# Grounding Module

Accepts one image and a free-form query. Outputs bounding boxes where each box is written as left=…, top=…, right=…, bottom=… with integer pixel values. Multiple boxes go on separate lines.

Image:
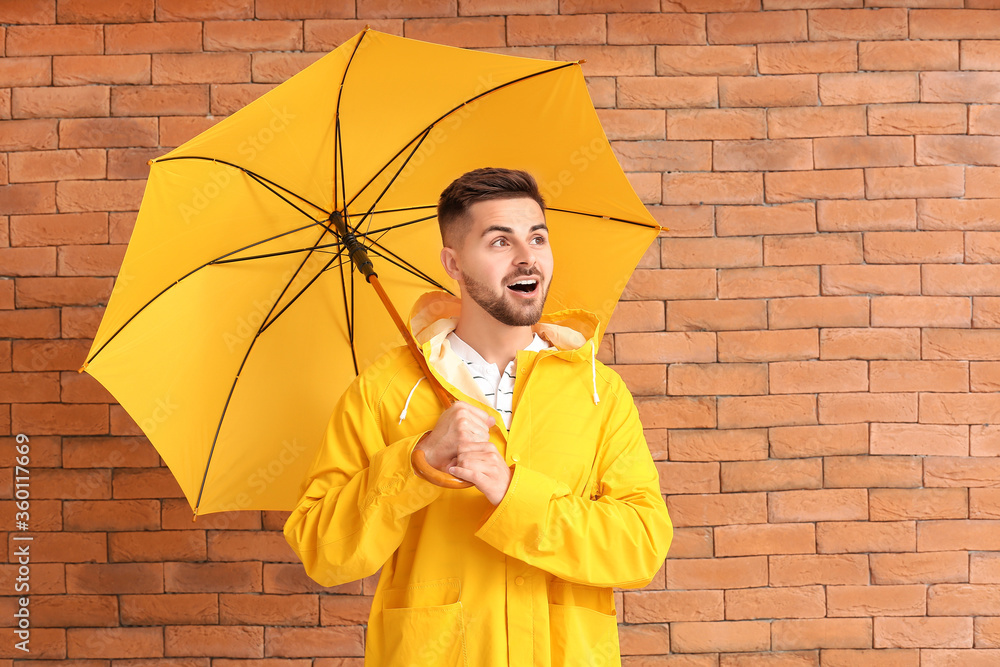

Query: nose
left=512, top=239, right=535, bottom=267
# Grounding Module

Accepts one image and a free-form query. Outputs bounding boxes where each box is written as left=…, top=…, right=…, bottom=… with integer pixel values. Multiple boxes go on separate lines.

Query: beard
left=461, top=267, right=550, bottom=327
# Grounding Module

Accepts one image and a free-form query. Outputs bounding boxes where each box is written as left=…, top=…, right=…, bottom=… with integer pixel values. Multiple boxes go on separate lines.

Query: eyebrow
left=481, top=223, right=549, bottom=237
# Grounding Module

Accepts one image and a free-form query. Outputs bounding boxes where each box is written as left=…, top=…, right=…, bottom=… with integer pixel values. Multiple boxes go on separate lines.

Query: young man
left=284, top=168, right=672, bottom=666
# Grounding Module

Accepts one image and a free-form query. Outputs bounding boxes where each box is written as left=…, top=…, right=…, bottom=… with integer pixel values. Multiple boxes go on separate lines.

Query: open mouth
left=506, top=278, right=539, bottom=296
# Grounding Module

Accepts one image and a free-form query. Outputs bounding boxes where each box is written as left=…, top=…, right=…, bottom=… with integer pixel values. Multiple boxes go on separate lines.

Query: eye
left=490, top=237, right=509, bottom=247
left=530, top=235, right=546, bottom=245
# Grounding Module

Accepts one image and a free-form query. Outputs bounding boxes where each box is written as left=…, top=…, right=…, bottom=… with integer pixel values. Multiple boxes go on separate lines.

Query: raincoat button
left=512, top=455, right=519, bottom=463
left=515, top=576, right=524, bottom=586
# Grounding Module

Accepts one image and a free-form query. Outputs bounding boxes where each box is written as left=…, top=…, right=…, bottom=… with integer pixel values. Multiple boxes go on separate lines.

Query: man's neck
left=453, top=309, right=534, bottom=369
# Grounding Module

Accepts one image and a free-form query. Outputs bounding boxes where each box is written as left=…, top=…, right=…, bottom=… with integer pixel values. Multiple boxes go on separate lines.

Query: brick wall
left=2, top=0, right=1000, bottom=664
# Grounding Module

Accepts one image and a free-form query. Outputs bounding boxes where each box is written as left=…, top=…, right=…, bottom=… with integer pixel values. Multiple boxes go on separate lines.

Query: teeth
left=510, top=279, right=537, bottom=286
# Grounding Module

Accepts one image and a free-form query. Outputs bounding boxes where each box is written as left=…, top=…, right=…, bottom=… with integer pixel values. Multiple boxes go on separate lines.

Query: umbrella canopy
left=80, top=29, right=660, bottom=516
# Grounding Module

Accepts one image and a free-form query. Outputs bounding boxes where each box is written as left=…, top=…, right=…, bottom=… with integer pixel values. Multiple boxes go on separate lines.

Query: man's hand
left=415, top=402, right=512, bottom=505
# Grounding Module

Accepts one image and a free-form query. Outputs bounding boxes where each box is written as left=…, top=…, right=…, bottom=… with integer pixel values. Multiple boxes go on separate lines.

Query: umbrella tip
left=192, top=507, right=199, bottom=522
left=77, top=362, right=88, bottom=373
left=658, top=225, right=670, bottom=233
left=577, top=59, right=586, bottom=65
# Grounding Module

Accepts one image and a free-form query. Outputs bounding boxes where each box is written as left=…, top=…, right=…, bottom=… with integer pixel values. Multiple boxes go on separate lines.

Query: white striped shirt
left=446, top=331, right=553, bottom=429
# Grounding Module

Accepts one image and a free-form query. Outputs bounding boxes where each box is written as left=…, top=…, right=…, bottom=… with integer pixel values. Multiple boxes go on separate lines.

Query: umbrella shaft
left=330, top=211, right=375, bottom=280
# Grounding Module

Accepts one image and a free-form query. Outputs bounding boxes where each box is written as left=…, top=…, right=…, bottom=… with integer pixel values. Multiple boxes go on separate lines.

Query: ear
left=440, top=246, right=462, bottom=282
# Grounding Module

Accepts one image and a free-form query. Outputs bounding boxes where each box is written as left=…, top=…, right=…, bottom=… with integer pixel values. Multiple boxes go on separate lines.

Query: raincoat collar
left=406, top=290, right=604, bottom=409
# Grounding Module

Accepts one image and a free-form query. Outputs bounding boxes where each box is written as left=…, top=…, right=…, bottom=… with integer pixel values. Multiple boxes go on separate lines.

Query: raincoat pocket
left=548, top=581, right=621, bottom=667
left=382, top=578, right=468, bottom=666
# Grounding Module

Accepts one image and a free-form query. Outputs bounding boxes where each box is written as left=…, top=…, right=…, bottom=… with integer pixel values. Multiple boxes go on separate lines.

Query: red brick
left=63, top=499, right=159, bottom=532
left=404, top=17, right=507, bottom=48
left=203, top=20, right=303, bottom=51
left=818, top=521, right=915, bottom=554
left=871, top=488, right=969, bottom=521
left=865, top=231, right=963, bottom=264
left=307, top=20, right=402, bottom=52
left=13, top=339, right=91, bottom=372
left=808, top=8, right=907, bottom=40
left=963, top=41, right=1000, bottom=72
left=828, top=455, right=923, bottom=489
left=664, top=172, right=763, bottom=205
left=816, top=199, right=916, bottom=234
left=320, top=594, right=373, bottom=626
left=971, top=361, right=1000, bottom=392
left=667, top=109, right=765, bottom=141
left=770, top=554, right=869, bottom=587
left=667, top=298, right=766, bottom=331
left=918, top=135, right=1000, bottom=166
left=820, top=392, right=917, bottom=424
left=110, top=531, right=206, bottom=562
left=670, top=428, right=768, bottom=462
left=718, top=394, right=816, bottom=428
left=872, top=552, right=969, bottom=585
left=624, top=590, right=724, bottom=623
left=0, top=247, right=55, bottom=275
left=60, top=117, right=158, bottom=148
left=672, top=620, right=771, bottom=653
left=12, top=402, right=108, bottom=435
left=0, top=182, right=56, bottom=215
left=771, top=488, right=867, bottom=522
left=111, top=84, right=208, bottom=116
left=0, top=309, right=59, bottom=343
left=668, top=492, right=766, bottom=528
left=770, top=296, right=869, bottom=330
left=165, top=625, right=263, bottom=658
left=251, top=51, right=321, bottom=83
left=57, top=179, right=145, bottom=212
left=53, top=55, right=150, bottom=86
left=827, top=584, right=925, bottom=619
left=708, top=10, right=806, bottom=44
left=266, top=626, right=365, bottom=658
left=8, top=212, right=105, bottom=248
left=670, top=363, right=766, bottom=396
left=65, top=563, right=163, bottom=596
left=921, top=520, right=1000, bottom=552
left=911, top=9, right=1000, bottom=38
left=715, top=139, right=812, bottom=172
left=219, top=593, right=318, bottom=625
left=815, top=136, right=914, bottom=170
left=772, top=618, right=872, bottom=650
left=726, top=585, right=825, bottom=620
left=861, top=41, right=958, bottom=71
left=870, top=362, right=969, bottom=394
left=62, top=436, right=158, bottom=468
left=0, top=57, right=53, bottom=87
left=106, top=22, right=203, bottom=54
left=716, top=204, right=813, bottom=238
left=926, top=456, right=1000, bottom=489
left=113, top=468, right=186, bottom=499
left=719, top=266, right=817, bottom=299
left=769, top=423, right=868, bottom=458
left=208, top=531, right=297, bottom=562
left=868, top=166, right=964, bottom=200
left=607, top=300, right=664, bottom=334
left=618, top=76, right=718, bottom=109
left=614, top=140, right=711, bottom=172
left=661, top=237, right=760, bottom=269
left=720, top=74, right=817, bottom=108
left=165, top=562, right=261, bottom=593
left=0, top=1, right=55, bottom=24
left=639, top=395, right=717, bottom=430
left=759, top=41, right=857, bottom=74
left=767, top=105, right=865, bottom=139
left=65, top=627, right=163, bottom=659
left=6, top=25, right=103, bottom=56
left=597, top=109, right=665, bottom=141
left=828, top=265, right=920, bottom=297
left=922, top=72, right=1000, bottom=103
left=924, top=328, right=1000, bottom=360
left=28, top=531, right=107, bottom=563
left=723, top=457, right=823, bottom=492
left=156, top=0, right=253, bottom=20
left=159, top=116, right=219, bottom=146
left=8, top=149, right=106, bottom=183
left=971, top=105, right=1000, bottom=136
left=622, top=268, right=715, bottom=301
left=657, top=461, right=721, bottom=495
left=107, top=147, right=158, bottom=179
left=662, top=0, right=757, bottom=8
left=821, top=73, right=918, bottom=105
left=255, top=0, right=353, bottom=19
left=920, top=199, right=1000, bottom=231
left=766, top=169, right=865, bottom=203
left=57, top=0, right=154, bottom=23
left=770, top=360, right=867, bottom=394
left=875, top=617, right=973, bottom=649
left=120, top=593, right=217, bottom=625
left=151, top=53, right=250, bottom=85
left=657, top=45, right=755, bottom=76
left=718, top=328, right=818, bottom=363
left=869, top=103, right=967, bottom=136
left=35, top=594, right=118, bottom=628
left=765, top=233, right=862, bottom=266
left=507, top=14, right=600, bottom=46
left=665, top=527, right=713, bottom=559
left=967, top=231, right=1000, bottom=263
left=974, top=297, right=1000, bottom=328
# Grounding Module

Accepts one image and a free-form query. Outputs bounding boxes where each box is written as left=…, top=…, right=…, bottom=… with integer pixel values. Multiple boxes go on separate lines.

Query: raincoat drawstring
left=398, top=377, right=424, bottom=424
left=591, top=340, right=600, bottom=405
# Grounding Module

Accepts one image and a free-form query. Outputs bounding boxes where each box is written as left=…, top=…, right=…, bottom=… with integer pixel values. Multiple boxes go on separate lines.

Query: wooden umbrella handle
left=367, top=275, right=473, bottom=489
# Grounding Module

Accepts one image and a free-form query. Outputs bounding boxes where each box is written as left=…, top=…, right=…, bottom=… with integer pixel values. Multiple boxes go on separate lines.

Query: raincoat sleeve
left=283, top=372, right=444, bottom=587
left=474, top=371, right=671, bottom=589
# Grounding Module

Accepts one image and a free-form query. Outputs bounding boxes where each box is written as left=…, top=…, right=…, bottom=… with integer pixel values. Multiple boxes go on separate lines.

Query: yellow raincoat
left=283, top=291, right=672, bottom=666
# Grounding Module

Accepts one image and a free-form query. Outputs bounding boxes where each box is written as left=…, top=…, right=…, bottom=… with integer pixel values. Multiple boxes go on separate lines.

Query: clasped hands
left=414, top=401, right=512, bottom=506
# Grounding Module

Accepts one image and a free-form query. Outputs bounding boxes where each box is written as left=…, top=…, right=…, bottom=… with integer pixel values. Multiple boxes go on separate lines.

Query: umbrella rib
left=344, top=60, right=579, bottom=215
left=545, top=206, right=661, bottom=230
left=333, top=30, right=368, bottom=217
left=194, top=234, right=348, bottom=513
left=364, top=242, right=452, bottom=294
left=154, top=155, right=331, bottom=219
left=338, top=243, right=358, bottom=375
left=363, top=213, right=436, bottom=236
left=82, top=220, right=330, bottom=368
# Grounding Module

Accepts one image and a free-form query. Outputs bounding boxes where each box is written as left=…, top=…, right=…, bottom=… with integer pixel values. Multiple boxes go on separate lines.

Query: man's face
left=441, top=197, right=554, bottom=327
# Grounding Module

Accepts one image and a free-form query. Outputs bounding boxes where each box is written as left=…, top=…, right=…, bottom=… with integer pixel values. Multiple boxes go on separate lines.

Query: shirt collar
left=446, top=331, right=552, bottom=373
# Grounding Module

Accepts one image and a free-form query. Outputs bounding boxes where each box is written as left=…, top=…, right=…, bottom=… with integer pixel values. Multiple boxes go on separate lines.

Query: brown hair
left=437, top=167, right=546, bottom=246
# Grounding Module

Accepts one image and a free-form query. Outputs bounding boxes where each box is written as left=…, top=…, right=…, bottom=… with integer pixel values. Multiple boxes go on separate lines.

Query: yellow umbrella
left=79, top=28, right=660, bottom=516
